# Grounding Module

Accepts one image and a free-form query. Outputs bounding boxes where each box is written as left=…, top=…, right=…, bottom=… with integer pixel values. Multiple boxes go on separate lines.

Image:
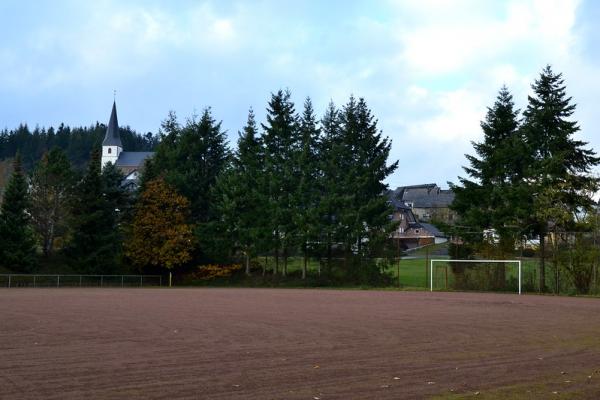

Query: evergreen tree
left=68, top=149, right=119, bottom=274
left=261, top=90, right=299, bottom=275
left=522, top=66, right=600, bottom=290
left=318, top=101, right=344, bottom=274
left=294, top=98, right=321, bottom=279
left=451, top=86, right=527, bottom=249
left=212, top=109, right=265, bottom=274
left=101, top=161, right=131, bottom=260
left=143, top=109, right=229, bottom=225
left=0, top=154, right=36, bottom=272
left=30, top=148, right=74, bottom=257
left=336, top=96, right=398, bottom=277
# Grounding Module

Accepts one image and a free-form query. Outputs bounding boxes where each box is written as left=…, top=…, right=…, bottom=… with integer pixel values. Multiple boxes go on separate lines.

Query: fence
left=0, top=274, right=162, bottom=288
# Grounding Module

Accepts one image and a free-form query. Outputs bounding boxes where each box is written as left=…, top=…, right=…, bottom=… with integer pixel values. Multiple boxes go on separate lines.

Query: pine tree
left=126, top=178, right=195, bottom=283
left=522, top=66, right=600, bottom=291
left=30, top=148, right=74, bottom=257
left=68, top=149, right=119, bottom=274
left=0, top=154, right=36, bottom=272
left=451, top=86, right=527, bottom=249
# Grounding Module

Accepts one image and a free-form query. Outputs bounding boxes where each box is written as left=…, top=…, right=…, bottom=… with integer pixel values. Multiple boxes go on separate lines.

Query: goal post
left=430, top=259, right=522, bottom=294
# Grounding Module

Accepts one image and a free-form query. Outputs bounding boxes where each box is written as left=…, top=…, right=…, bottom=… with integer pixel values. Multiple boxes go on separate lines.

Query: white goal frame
left=430, top=259, right=522, bottom=295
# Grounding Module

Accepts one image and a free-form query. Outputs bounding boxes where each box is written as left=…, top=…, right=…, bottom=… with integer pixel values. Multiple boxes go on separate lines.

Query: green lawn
left=252, top=256, right=561, bottom=293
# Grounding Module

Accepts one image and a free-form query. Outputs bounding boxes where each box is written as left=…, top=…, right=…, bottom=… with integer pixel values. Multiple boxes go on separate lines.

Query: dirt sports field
left=1, top=289, right=599, bottom=400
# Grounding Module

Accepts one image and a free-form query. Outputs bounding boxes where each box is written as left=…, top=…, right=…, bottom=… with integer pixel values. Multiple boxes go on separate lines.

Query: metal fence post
left=159, top=276, right=162, bottom=287
left=121, top=276, right=124, bottom=287
left=57, top=275, right=60, bottom=288
left=33, top=275, right=36, bottom=288
left=8, top=275, right=11, bottom=288
left=79, top=275, right=82, bottom=287
left=100, top=276, right=103, bottom=287
left=140, top=276, right=143, bottom=287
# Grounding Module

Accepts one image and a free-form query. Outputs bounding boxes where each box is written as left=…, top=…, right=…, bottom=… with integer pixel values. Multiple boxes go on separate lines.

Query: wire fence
left=0, top=274, right=162, bottom=288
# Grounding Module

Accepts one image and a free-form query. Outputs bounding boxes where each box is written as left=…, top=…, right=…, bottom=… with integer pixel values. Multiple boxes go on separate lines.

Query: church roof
left=102, top=101, right=122, bottom=147
left=116, top=151, right=154, bottom=167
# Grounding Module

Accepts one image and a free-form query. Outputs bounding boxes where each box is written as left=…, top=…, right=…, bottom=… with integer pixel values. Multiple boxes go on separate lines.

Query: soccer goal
left=430, top=259, right=522, bottom=294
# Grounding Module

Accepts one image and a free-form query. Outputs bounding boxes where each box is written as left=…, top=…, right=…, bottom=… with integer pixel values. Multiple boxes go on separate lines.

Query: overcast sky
left=1, top=0, right=599, bottom=188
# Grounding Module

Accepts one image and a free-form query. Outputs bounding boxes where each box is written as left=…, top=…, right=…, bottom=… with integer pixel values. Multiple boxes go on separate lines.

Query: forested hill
left=0, top=123, right=158, bottom=171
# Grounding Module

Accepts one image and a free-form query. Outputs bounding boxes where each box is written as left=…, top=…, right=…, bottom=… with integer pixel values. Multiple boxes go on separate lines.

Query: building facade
left=391, top=183, right=456, bottom=224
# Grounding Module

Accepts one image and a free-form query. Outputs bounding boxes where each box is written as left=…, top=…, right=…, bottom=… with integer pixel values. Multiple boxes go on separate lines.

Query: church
left=101, top=102, right=154, bottom=185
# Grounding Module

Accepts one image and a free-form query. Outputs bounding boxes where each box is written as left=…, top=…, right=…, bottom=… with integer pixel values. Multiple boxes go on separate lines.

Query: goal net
left=430, top=259, right=522, bottom=294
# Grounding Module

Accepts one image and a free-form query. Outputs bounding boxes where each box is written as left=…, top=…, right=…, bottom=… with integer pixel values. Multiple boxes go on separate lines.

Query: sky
left=1, top=0, right=599, bottom=189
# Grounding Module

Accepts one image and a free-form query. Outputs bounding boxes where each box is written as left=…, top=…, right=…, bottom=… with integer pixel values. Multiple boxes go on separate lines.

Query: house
left=388, top=193, right=447, bottom=249
left=101, top=101, right=154, bottom=186
left=391, top=183, right=456, bottom=224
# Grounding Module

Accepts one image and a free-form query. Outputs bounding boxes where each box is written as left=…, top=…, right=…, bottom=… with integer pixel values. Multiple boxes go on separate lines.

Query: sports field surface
left=1, top=288, right=599, bottom=399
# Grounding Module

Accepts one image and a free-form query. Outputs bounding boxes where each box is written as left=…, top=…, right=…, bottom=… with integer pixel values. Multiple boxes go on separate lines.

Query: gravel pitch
left=1, top=288, right=599, bottom=399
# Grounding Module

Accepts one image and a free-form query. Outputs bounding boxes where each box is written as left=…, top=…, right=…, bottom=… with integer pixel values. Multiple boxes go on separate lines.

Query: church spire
left=102, top=101, right=122, bottom=147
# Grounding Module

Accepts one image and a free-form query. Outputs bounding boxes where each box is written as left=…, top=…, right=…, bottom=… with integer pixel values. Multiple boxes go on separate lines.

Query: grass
left=244, top=256, right=596, bottom=294
left=431, top=368, right=600, bottom=399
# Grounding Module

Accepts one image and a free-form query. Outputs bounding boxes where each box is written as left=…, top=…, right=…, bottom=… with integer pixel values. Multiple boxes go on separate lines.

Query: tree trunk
left=539, top=231, right=546, bottom=292
left=302, top=242, right=307, bottom=280
left=245, top=252, right=251, bottom=276
left=282, top=246, right=288, bottom=277
left=327, top=233, right=332, bottom=276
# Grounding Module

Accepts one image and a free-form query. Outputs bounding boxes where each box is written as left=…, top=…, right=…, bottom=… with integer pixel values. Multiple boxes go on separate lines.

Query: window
left=108, top=148, right=112, bottom=154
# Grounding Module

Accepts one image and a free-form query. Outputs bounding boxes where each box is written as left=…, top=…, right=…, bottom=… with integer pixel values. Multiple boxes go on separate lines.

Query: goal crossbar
left=430, top=259, right=522, bottom=294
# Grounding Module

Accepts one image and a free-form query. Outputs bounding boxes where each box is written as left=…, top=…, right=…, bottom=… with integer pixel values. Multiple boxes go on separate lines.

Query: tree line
left=0, top=90, right=398, bottom=284
left=451, top=66, right=600, bottom=293
left=0, top=123, right=157, bottom=171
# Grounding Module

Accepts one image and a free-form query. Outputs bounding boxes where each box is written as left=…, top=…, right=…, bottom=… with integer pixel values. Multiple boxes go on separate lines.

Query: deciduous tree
left=30, top=148, right=74, bottom=257
left=126, top=178, right=195, bottom=282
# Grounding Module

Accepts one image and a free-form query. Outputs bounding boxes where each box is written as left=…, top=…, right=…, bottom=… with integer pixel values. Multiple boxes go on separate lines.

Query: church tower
left=101, top=101, right=123, bottom=169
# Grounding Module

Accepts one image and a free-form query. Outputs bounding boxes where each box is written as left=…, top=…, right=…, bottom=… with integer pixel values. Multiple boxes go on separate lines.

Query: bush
left=189, top=264, right=243, bottom=281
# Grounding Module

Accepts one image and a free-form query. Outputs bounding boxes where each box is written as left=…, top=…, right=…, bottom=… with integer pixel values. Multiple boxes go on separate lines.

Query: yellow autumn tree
left=126, top=177, right=195, bottom=284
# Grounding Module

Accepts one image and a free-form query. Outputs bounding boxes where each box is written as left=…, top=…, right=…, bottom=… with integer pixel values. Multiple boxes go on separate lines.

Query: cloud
left=0, top=0, right=597, bottom=187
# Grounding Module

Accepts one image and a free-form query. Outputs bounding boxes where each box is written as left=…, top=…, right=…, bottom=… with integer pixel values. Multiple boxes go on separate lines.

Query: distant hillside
left=0, top=123, right=158, bottom=172
left=0, top=158, right=13, bottom=203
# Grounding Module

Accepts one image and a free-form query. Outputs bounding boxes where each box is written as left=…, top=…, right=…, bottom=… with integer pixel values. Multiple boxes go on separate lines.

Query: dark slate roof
left=419, top=222, right=445, bottom=237
left=394, top=184, right=455, bottom=208
left=102, top=101, right=122, bottom=147
left=115, top=151, right=154, bottom=167
left=386, top=190, right=411, bottom=210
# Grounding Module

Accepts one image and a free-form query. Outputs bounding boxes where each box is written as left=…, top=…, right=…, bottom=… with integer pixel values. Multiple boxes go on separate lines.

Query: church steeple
left=101, top=101, right=123, bottom=169
left=102, top=101, right=122, bottom=147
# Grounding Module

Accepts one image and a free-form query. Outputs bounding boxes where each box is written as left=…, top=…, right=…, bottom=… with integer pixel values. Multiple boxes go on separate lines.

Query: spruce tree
left=336, top=96, right=398, bottom=277
left=212, top=109, right=265, bottom=274
left=0, top=154, right=36, bottom=272
left=294, top=98, right=321, bottom=278
left=318, top=102, right=344, bottom=274
left=261, top=90, right=299, bottom=275
left=69, top=149, right=119, bottom=274
left=143, top=108, right=229, bottom=225
left=451, top=86, right=527, bottom=249
left=522, top=66, right=600, bottom=290
left=30, top=148, right=74, bottom=257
